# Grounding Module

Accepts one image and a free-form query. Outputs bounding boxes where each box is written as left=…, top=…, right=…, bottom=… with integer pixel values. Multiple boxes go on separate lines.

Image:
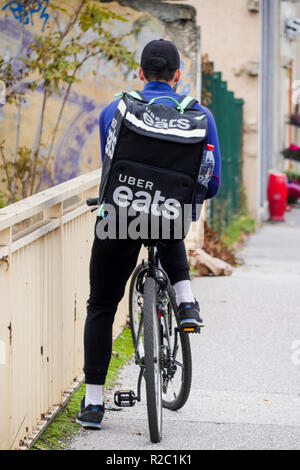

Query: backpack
left=97, top=91, right=207, bottom=241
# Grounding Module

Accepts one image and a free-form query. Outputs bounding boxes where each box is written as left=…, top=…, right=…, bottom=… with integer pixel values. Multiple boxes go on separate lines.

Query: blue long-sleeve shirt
left=99, top=81, right=221, bottom=200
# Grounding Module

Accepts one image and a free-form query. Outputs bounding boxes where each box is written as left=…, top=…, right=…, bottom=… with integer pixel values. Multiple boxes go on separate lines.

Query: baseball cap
left=140, top=39, right=180, bottom=71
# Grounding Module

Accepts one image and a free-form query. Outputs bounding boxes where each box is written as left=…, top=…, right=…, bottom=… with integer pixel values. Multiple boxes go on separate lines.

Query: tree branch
left=61, top=0, right=86, bottom=40
left=0, top=145, right=12, bottom=200
left=29, top=89, right=48, bottom=195
left=35, top=79, right=73, bottom=193
left=11, top=7, right=26, bottom=202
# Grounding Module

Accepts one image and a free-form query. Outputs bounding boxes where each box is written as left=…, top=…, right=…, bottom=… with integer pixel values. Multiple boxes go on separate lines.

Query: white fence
left=0, top=170, right=131, bottom=450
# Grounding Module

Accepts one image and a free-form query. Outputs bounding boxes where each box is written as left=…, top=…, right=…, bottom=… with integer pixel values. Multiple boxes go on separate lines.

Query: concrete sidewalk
left=70, top=207, right=300, bottom=450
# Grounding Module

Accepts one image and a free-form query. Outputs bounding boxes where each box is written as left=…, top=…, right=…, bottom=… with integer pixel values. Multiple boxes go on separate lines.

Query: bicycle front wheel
left=143, top=277, right=162, bottom=443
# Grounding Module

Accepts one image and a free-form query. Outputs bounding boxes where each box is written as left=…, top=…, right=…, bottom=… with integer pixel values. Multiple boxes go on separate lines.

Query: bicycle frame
left=132, top=245, right=162, bottom=403
left=133, top=244, right=180, bottom=402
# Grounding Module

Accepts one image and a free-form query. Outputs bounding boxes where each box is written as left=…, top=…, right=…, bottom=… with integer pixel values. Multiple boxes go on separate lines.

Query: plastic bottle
left=192, top=144, right=215, bottom=222
left=198, top=144, right=215, bottom=188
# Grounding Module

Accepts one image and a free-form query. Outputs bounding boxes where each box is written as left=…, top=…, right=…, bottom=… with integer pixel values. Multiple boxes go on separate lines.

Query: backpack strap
left=114, top=90, right=148, bottom=102
left=131, top=90, right=147, bottom=101
left=178, top=95, right=198, bottom=111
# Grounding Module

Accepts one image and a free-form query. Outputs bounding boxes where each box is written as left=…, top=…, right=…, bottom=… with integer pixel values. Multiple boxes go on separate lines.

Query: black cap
left=140, top=39, right=180, bottom=71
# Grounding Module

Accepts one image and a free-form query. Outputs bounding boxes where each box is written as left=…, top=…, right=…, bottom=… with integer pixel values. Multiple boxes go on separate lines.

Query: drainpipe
left=196, top=26, right=202, bottom=103
left=258, top=0, right=277, bottom=221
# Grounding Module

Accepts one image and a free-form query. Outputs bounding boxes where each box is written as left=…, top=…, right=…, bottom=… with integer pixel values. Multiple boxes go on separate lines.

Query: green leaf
left=54, top=81, right=61, bottom=96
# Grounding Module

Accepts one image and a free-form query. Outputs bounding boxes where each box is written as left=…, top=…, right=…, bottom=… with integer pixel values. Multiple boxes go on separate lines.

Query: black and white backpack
left=97, top=91, right=207, bottom=241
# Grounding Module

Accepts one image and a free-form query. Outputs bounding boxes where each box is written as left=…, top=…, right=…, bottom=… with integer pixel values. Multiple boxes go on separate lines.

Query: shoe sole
left=76, top=418, right=102, bottom=430
left=180, top=319, right=203, bottom=328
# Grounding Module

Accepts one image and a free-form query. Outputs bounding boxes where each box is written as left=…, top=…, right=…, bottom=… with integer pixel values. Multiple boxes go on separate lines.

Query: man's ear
left=139, top=68, right=145, bottom=81
left=174, top=69, right=181, bottom=83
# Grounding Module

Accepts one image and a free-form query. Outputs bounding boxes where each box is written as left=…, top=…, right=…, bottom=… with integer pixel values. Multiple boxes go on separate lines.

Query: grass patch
left=0, top=194, right=5, bottom=209
left=31, top=328, right=134, bottom=450
left=221, top=213, right=256, bottom=248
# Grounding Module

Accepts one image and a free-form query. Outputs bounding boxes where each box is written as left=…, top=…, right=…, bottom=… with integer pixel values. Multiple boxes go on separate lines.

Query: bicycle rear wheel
left=143, top=277, right=162, bottom=443
left=161, top=286, right=192, bottom=411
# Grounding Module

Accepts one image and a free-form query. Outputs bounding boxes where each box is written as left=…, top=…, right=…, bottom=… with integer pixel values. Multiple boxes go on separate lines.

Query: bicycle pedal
left=181, top=326, right=203, bottom=334
left=114, top=390, right=137, bottom=408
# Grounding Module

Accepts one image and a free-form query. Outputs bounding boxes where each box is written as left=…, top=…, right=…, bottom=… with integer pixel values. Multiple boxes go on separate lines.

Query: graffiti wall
left=0, top=0, right=197, bottom=190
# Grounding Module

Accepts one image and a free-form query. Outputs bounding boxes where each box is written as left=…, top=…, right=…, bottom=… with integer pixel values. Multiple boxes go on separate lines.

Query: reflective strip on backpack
left=194, top=115, right=206, bottom=121
left=179, top=96, right=195, bottom=110
left=117, top=99, right=126, bottom=116
left=128, top=91, right=144, bottom=101
left=97, top=204, right=105, bottom=218
left=125, top=111, right=206, bottom=138
left=114, top=91, right=145, bottom=101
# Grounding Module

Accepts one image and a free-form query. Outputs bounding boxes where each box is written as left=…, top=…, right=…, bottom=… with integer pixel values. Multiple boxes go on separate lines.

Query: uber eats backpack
left=97, top=91, right=207, bottom=241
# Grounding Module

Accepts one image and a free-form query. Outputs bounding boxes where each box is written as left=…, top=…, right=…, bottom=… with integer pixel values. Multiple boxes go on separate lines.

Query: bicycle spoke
left=161, top=290, right=192, bottom=411
left=174, top=360, right=183, bottom=368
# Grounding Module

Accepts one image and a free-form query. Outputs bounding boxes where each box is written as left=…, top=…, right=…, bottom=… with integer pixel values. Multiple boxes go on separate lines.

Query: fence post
left=235, top=98, right=245, bottom=210
left=0, top=227, right=12, bottom=449
left=227, top=90, right=235, bottom=221
left=43, top=203, right=65, bottom=403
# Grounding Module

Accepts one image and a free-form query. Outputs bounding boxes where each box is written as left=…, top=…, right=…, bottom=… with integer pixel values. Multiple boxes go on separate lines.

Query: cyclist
left=77, top=39, right=221, bottom=429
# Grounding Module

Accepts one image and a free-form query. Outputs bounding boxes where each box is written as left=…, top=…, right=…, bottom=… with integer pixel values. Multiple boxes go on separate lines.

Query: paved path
left=70, top=207, right=300, bottom=450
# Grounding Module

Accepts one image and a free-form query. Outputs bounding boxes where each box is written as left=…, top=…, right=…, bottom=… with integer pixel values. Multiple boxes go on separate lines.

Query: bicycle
left=86, top=198, right=202, bottom=443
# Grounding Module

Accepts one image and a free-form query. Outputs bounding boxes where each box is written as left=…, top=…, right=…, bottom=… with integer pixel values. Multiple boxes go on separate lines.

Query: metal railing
left=0, top=169, right=132, bottom=450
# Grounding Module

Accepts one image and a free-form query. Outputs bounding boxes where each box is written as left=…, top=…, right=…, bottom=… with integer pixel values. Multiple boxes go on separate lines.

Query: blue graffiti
left=180, top=84, right=192, bottom=95
left=2, top=0, right=49, bottom=32
left=178, top=60, right=192, bottom=96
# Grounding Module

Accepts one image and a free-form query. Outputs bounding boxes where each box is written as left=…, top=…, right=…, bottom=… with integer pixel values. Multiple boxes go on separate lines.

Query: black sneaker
left=177, top=300, right=203, bottom=329
left=76, top=397, right=105, bottom=430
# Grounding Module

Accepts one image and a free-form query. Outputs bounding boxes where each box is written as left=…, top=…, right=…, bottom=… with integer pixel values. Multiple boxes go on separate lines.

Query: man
left=77, top=39, right=221, bottom=429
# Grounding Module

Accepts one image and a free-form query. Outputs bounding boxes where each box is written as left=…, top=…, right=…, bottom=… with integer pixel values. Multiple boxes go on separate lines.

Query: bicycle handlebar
left=86, top=198, right=99, bottom=207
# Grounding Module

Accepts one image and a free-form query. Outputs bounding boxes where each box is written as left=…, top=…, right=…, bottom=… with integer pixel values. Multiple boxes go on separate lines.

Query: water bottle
left=198, top=144, right=215, bottom=188
left=192, top=144, right=215, bottom=221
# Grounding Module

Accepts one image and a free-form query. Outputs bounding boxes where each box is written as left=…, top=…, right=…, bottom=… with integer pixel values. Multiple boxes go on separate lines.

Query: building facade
left=186, top=0, right=300, bottom=219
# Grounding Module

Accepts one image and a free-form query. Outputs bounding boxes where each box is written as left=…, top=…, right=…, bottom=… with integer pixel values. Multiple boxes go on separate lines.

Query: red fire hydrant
left=267, top=172, right=288, bottom=222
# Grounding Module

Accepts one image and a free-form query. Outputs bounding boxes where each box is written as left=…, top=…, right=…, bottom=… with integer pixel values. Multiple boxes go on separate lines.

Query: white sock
left=173, top=280, right=195, bottom=306
left=85, top=384, right=103, bottom=407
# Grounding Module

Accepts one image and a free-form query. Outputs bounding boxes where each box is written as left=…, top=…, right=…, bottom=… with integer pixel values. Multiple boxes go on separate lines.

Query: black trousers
left=83, top=231, right=190, bottom=385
